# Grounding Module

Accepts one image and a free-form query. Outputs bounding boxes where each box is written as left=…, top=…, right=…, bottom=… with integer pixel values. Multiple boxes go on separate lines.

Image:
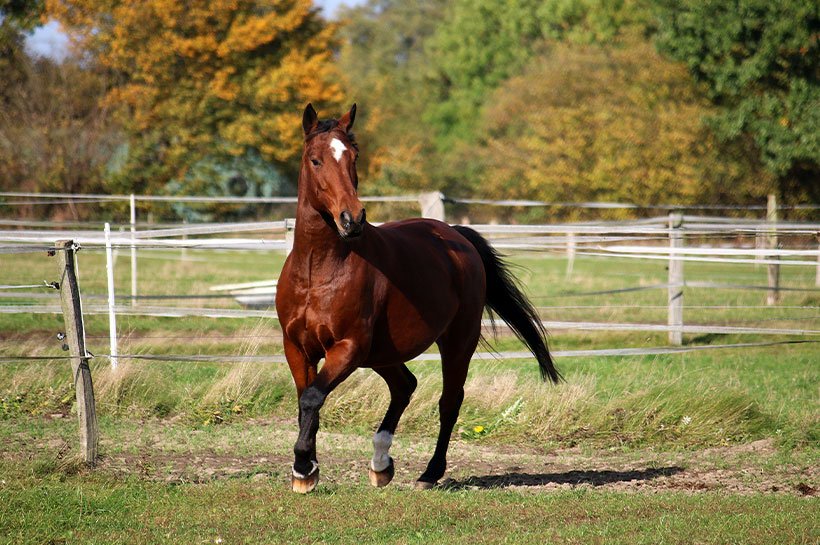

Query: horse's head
left=300, top=103, right=365, bottom=239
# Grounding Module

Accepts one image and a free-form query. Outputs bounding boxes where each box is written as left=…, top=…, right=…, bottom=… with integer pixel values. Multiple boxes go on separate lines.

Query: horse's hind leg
left=416, top=324, right=480, bottom=489
left=369, top=364, right=417, bottom=487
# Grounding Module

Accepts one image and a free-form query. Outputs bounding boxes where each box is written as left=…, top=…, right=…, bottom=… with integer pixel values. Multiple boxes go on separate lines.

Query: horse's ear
left=339, top=103, right=356, bottom=132
left=302, top=103, right=318, bottom=136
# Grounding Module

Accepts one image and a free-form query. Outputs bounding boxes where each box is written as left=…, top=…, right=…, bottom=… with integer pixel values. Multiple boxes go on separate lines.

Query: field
left=0, top=246, right=818, bottom=543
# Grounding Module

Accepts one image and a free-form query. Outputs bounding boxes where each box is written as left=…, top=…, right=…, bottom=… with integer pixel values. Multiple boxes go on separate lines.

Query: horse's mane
left=306, top=119, right=358, bottom=150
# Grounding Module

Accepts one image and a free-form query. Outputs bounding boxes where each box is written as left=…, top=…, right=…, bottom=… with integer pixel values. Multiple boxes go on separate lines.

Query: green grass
left=1, top=466, right=817, bottom=545
left=1, top=246, right=818, bottom=543
left=1, top=249, right=817, bottom=450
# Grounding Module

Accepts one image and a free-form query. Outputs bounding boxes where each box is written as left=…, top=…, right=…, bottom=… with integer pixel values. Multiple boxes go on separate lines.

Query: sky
left=24, top=0, right=367, bottom=61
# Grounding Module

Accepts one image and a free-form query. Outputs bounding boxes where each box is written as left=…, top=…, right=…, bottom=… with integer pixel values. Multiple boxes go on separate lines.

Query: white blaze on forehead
left=329, top=138, right=347, bottom=162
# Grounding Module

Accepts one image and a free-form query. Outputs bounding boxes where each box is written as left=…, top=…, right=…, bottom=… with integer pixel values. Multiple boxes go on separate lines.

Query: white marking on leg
left=292, top=460, right=319, bottom=479
left=329, top=138, right=347, bottom=162
left=371, top=430, right=393, bottom=472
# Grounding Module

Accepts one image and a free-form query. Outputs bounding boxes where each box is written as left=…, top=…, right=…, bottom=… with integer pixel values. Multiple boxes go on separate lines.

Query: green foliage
left=337, top=0, right=446, bottom=193
left=425, top=0, right=649, bottom=148
left=656, top=0, right=820, bottom=201
left=425, top=0, right=545, bottom=147
left=537, top=0, right=652, bottom=44
left=0, top=0, right=44, bottom=30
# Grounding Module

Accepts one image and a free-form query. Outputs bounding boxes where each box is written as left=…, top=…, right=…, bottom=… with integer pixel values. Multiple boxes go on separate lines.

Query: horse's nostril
left=340, top=210, right=353, bottom=228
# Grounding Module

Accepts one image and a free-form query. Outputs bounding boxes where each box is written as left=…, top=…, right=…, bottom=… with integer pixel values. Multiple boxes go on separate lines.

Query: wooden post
left=54, top=240, right=98, bottom=465
left=565, top=231, right=576, bottom=279
left=766, top=194, right=780, bottom=305
left=668, top=213, right=684, bottom=346
left=418, top=191, right=445, bottom=222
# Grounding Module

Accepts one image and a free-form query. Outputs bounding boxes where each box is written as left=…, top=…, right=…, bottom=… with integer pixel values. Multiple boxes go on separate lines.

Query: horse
left=275, top=103, right=561, bottom=493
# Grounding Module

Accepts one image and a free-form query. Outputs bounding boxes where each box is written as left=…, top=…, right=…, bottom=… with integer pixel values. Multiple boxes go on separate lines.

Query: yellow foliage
left=47, top=0, right=344, bottom=189
left=472, top=41, right=773, bottom=215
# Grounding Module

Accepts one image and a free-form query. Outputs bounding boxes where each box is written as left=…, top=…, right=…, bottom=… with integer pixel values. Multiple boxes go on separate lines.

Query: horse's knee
left=299, top=386, right=325, bottom=414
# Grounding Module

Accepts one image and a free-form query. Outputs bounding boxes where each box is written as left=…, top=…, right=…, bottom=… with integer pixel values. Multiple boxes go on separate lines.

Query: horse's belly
left=361, top=288, right=454, bottom=366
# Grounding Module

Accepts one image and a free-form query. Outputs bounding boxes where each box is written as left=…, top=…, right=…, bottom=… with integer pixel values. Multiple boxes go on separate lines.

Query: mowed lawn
left=2, top=473, right=817, bottom=544
left=0, top=244, right=818, bottom=543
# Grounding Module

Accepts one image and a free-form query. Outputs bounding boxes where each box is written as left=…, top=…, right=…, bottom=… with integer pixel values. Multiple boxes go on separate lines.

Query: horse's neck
left=290, top=203, right=351, bottom=268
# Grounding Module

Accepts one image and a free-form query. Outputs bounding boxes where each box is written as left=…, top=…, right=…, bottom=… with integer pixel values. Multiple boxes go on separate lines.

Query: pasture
left=1, top=245, right=818, bottom=543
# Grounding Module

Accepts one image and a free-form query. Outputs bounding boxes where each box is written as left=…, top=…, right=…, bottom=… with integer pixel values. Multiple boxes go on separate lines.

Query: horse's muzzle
left=339, top=208, right=366, bottom=239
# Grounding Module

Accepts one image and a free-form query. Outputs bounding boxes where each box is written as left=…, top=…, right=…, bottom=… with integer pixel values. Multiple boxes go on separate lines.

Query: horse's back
left=372, top=218, right=485, bottom=293
left=353, top=219, right=486, bottom=365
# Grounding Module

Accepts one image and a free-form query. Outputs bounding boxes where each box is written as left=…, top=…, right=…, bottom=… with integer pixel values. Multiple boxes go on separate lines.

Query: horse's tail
left=453, top=225, right=562, bottom=384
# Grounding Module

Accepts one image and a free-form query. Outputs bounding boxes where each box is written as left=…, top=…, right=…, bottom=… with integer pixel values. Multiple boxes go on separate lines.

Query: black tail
left=454, top=225, right=561, bottom=384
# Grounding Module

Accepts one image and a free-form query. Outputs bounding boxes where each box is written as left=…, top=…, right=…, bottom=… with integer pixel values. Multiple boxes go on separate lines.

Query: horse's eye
left=311, top=158, right=322, bottom=167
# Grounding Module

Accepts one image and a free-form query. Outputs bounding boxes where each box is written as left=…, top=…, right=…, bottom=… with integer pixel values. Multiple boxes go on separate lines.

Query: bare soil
left=8, top=417, right=816, bottom=496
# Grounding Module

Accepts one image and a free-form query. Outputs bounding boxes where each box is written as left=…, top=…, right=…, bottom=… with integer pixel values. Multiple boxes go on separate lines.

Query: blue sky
left=25, top=0, right=367, bottom=61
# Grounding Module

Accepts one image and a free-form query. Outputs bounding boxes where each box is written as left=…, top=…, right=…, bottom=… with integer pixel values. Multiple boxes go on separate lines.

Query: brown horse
left=275, top=104, right=560, bottom=493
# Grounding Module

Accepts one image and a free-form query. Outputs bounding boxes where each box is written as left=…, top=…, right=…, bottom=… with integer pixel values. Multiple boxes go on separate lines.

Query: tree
left=425, top=0, right=650, bottom=149
left=453, top=41, right=773, bottom=220
left=336, top=0, right=446, bottom=193
left=0, top=54, right=120, bottom=218
left=48, top=0, right=344, bottom=193
left=655, top=0, right=819, bottom=204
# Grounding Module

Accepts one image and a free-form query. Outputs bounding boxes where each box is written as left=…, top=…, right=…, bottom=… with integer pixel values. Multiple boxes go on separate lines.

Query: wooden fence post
left=54, top=240, right=98, bottom=465
left=767, top=194, right=780, bottom=305
left=668, top=213, right=684, bottom=346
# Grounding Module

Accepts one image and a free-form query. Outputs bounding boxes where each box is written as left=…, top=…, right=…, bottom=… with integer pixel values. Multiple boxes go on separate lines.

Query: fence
left=1, top=193, right=819, bottom=463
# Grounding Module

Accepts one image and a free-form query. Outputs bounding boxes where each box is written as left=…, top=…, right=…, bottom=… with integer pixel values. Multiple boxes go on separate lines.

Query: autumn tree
left=456, top=42, right=773, bottom=219
left=0, top=54, right=119, bottom=218
left=48, top=0, right=344, bottom=194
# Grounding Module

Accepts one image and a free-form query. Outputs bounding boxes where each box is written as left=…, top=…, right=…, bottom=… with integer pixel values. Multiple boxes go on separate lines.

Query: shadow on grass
left=440, top=466, right=684, bottom=490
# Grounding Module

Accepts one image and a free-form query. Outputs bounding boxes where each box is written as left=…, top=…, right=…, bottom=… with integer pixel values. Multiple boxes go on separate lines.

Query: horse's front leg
left=291, top=339, right=359, bottom=493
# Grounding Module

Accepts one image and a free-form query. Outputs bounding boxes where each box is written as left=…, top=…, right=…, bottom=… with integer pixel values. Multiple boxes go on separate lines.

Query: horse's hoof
left=291, top=463, right=319, bottom=494
left=415, top=479, right=436, bottom=490
left=368, top=457, right=395, bottom=488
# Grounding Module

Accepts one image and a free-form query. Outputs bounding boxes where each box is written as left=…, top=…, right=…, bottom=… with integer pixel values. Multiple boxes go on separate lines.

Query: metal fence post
left=130, top=194, right=137, bottom=307
left=104, top=223, right=119, bottom=370
left=54, top=240, right=98, bottom=465
left=668, top=213, right=684, bottom=345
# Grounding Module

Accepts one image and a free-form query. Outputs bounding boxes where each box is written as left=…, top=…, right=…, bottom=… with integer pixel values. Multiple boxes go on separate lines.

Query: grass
left=0, top=249, right=817, bottom=450
left=0, top=245, right=817, bottom=543
left=2, top=473, right=817, bottom=544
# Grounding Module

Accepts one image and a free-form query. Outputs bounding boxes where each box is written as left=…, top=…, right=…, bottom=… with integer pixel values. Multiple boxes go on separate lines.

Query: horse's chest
left=288, top=281, right=370, bottom=352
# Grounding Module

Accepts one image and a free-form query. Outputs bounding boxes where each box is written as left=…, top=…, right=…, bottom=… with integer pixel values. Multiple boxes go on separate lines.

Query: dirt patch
left=6, top=418, right=818, bottom=496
